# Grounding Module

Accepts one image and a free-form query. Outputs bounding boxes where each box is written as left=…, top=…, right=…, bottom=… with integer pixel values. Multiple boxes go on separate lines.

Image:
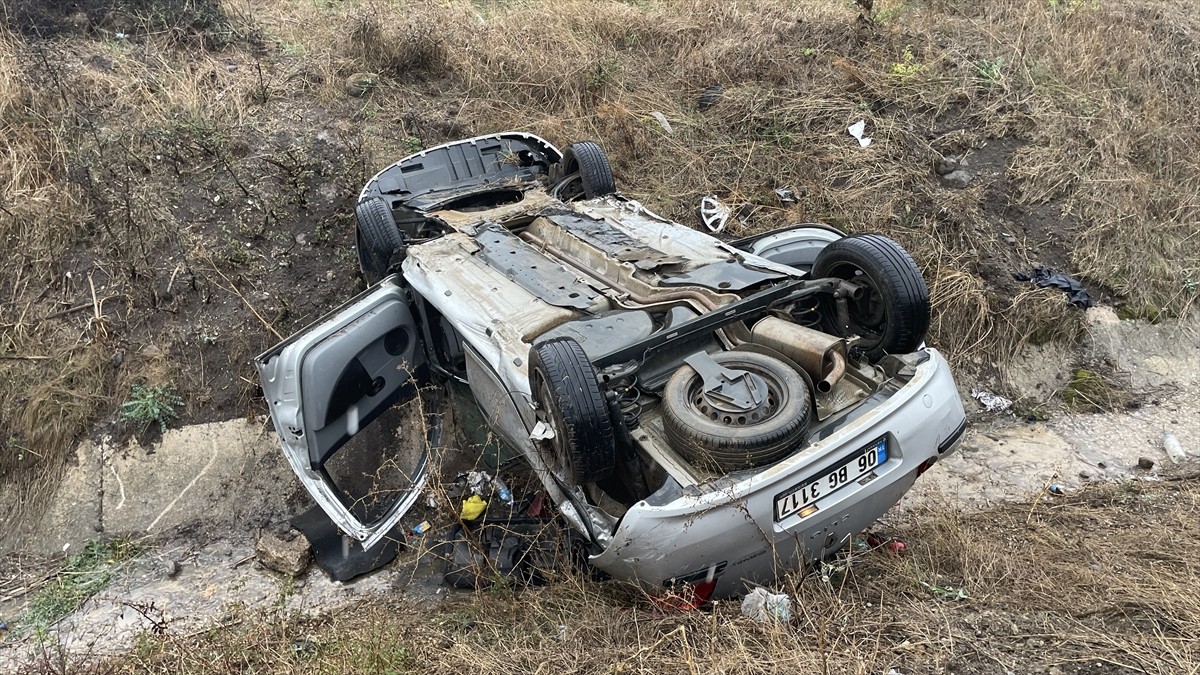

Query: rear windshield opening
left=441, top=189, right=525, bottom=212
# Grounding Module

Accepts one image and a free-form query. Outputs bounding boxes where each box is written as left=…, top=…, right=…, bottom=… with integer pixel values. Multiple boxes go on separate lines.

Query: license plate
left=774, top=437, right=888, bottom=521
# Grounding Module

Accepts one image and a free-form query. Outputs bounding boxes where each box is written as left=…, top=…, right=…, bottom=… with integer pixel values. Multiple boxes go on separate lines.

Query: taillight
left=651, top=578, right=718, bottom=611
left=654, top=563, right=725, bottom=610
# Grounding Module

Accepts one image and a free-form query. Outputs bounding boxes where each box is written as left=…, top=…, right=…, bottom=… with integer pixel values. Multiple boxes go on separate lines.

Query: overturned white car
left=256, top=133, right=966, bottom=599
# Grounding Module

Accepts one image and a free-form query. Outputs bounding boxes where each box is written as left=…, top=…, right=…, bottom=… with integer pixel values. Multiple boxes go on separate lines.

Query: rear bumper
left=588, top=348, right=966, bottom=598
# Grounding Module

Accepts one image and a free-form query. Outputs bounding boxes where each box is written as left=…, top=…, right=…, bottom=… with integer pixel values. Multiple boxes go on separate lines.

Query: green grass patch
left=21, top=539, right=141, bottom=632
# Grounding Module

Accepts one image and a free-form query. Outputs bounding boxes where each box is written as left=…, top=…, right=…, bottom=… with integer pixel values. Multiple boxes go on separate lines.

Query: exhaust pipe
left=750, top=317, right=848, bottom=394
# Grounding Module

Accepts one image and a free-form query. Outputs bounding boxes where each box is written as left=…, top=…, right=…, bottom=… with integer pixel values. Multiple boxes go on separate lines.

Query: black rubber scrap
left=698, top=84, right=724, bottom=110
left=1013, top=266, right=1093, bottom=309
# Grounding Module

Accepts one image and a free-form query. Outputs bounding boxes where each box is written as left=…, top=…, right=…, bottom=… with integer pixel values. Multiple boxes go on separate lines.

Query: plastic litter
left=1049, top=483, right=1066, bottom=496
left=847, top=120, right=872, bottom=148
left=412, top=520, right=432, bottom=535
left=530, top=420, right=555, bottom=441
left=774, top=186, right=798, bottom=203
left=971, top=388, right=1013, bottom=413
left=463, top=471, right=491, bottom=496
left=649, top=111, right=674, bottom=135
left=1164, top=431, right=1187, bottom=464
left=741, top=588, right=793, bottom=623
left=1012, top=266, right=1093, bottom=309
left=492, top=476, right=514, bottom=506
left=460, top=495, right=488, bottom=521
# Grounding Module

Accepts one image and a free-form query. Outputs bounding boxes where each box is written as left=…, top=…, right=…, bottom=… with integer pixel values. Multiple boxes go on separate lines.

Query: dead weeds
left=45, top=473, right=1191, bottom=675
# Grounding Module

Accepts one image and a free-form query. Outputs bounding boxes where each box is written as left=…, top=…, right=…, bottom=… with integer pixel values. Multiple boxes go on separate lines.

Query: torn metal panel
left=474, top=223, right=600, bottom=310
left=659, top=260, right=786, bottom=292
left=545, top=210, right=687, bottom=270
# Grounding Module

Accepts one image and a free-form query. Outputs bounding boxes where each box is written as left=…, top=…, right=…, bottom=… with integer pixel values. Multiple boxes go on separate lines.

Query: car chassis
left=256, top=132, right=967, bottom=599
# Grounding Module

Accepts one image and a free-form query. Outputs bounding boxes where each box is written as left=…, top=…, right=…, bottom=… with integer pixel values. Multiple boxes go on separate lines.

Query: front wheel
left=811, top=234, right=930, bottom=362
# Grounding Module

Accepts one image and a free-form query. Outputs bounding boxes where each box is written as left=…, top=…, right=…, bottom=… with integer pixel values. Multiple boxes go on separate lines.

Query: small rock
left=1097, top=461, right=1108, bottom=469
left=940, top=169, right=974, bottom=189
left=294, top=233, right=308, bottom=246
left=165, top=560, right=182, bottom=578
left=1002, top=234, right=1017, bottom=244
left=935, top=155, right=960, bottom=175
left=256, top=528, right=312, bottom=577
left=1138, top=456, right=1155, bottom=470
left=345, top=72, right=378, bottom=98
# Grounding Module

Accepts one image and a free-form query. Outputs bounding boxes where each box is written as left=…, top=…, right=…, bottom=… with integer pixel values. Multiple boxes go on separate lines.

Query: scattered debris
left=462, top=471, right=493, bottom=497
left=971, top=388, right=1013, bottom=413
left=411, top=521, right=432, bottom=536
left=1049, top=483, right=1066, bottom=496
left=648, top=111, right=673, bottom=135
left=460, top=495, right=488, bottom=522
left=529, top=420, right=555, bottom=441
left=864, top=532, right=908, bottom=554
left=697, top=84, right=724, bottom=109
left=344, top=72, right=378, bottom=97
left=1164, top=431, right=1187, bottom=464
left=1013, top=267, right=1094, bottom=309
left=255, top=527, right=312, bottom=577
left=773, top=186, right=798, bottom=203
left=741, top=588, right=793, bottom=622
left=164, top=560, right=181, bottom=579
left=493, top=476, right=514, bottom=506
left=847, top=119, right=872, bottom=148
left=920, top=580, right=970, bottom=601
left=1138, top=456, right=1156, bottom=470
left=698, top=195, right=732, bottom=233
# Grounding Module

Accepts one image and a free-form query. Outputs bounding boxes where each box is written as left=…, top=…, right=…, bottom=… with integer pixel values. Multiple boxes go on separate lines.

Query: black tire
left=355, top=197, right=404, bottom=284
left=662, top=351, right=812, bottom=472
left=552, top=141, right=617, bottom=200
left=529, top=337, right=616, bottom=484
left=811, top=234, right=930, bottom=362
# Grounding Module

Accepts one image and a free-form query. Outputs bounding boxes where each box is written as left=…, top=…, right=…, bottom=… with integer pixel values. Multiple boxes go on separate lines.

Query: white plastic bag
left=740, top=587, right=793, bottom=623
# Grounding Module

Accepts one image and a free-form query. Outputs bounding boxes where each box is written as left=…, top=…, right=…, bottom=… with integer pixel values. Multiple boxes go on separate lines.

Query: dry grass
left=18, top=472, right=1179, bottom=674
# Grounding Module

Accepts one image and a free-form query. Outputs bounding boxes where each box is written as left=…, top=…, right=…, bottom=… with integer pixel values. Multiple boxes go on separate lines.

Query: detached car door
left=255, top=276, right=427, bottom=550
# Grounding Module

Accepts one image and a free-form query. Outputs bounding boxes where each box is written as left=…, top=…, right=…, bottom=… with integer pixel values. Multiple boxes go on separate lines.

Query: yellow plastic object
left=460, top=495, right=488, bottom=521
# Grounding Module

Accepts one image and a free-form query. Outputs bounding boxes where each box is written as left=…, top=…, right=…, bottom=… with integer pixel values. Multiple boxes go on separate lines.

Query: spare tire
left=551, top=141, right=617, bottom=200
left=662, top=351, right=812, bottom=473
left=811, top=234, right=930, bottom=362
left=355, top=197, right=404, bottom=284
left=529, top=337, right=616, bottom=484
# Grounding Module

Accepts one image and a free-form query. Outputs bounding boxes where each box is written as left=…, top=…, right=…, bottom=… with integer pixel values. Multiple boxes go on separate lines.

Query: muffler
left=750, top=317, right=847, bottom=394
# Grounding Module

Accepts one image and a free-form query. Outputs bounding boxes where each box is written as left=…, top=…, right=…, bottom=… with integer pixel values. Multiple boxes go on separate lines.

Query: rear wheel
left=355, top=197, right=404, bottom=284
left=811, top=234, right=930, bottom=362
left=662, top=351, right=812, bottom=472
left=529, top=337, right=616, bottom=484
left=551, top=141, right=617, bottom=201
